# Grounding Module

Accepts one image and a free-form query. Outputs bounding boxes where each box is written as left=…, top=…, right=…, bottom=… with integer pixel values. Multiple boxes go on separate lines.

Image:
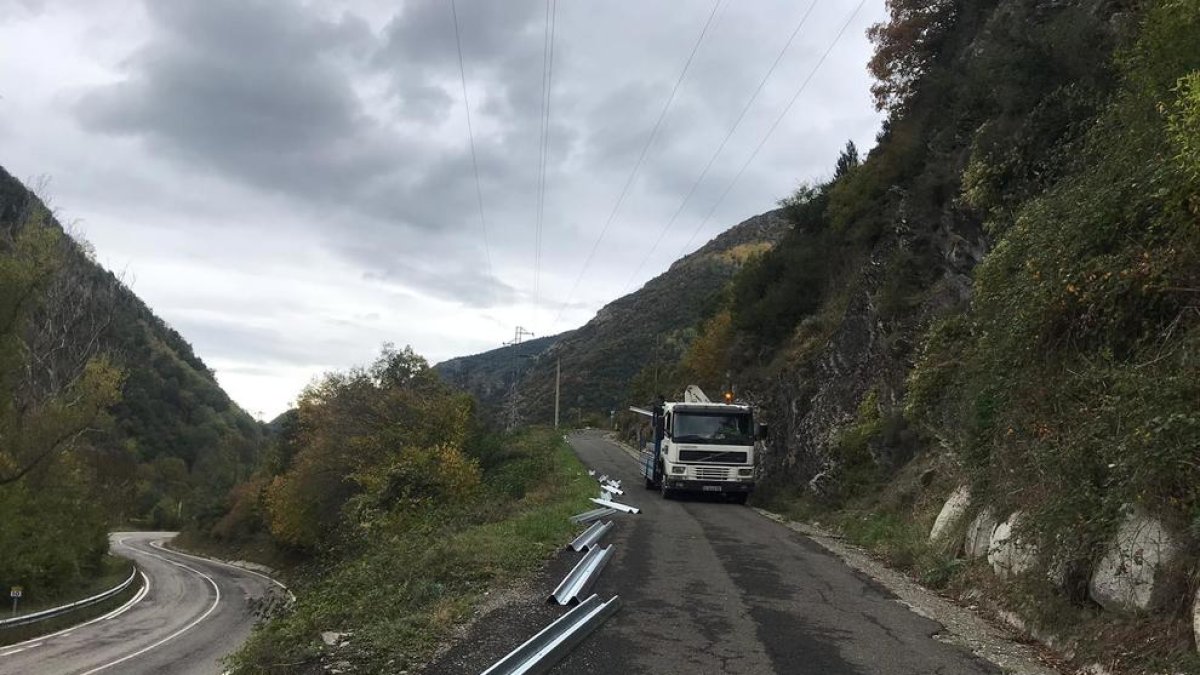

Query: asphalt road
left=0, top=531, right=281, bottom=675
left=433, top=430, right=1013, bottom=674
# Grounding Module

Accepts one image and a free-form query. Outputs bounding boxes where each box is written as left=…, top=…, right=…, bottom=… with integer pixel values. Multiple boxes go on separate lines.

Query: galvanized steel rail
left=0, top=566, right=138, bottom=629
left=481, top=594, right=621, bottom=675
left=549, top=546, right=614, bottom=606
left=590, top=497, right=640, bottom=514
left=570, top=507, right=617, bottom=524
left=599, top=484, right=623, bottom=497
left=568, top=521, right=613, bottom=552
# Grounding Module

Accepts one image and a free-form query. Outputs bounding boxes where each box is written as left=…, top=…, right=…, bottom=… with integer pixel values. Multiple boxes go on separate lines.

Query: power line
left=676, top=0, right=869, bottom=260
left=552, top=0, right=725, bottom=329
left=449, top=0, right=495, bottom=286
left=620, top=0, right=819, bottom=295
left=534, top=0, right=558, bottom=330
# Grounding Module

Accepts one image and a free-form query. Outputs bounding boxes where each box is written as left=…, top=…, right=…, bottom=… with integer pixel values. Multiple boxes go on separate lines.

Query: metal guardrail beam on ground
left=569, top=507, right=617, bottom=524
left=567, top=521, right=613, bottom=553
left=590, top=497, right=640, bottom=514
left=549, top=546, right=613, bottom=606
left=481, top=594, right=621, bottom=675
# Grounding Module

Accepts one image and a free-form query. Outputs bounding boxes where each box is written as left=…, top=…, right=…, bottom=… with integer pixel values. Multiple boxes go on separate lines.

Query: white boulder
left=964, top=507, right=999, bottom=559
left=1089, top=508, right=1180, bottom=613
left=988, top=512, right=1037, bottom=577
left=929, top=485, right=972, bottom=544
left=321, top=631, right=350, bottom=647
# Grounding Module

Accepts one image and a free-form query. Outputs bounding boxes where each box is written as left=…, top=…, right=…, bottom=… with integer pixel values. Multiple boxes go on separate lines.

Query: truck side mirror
left=756, top=423, right=769, bottom=441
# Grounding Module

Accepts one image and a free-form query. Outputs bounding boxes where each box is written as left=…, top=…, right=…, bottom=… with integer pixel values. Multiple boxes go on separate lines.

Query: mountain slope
left=634, top=0, right=1200, bottom=669
left=435, top=333, right=569, bottom=420
left=435, top=209, right=790, bottom=422
left=0, top=165, right=263, bottom=526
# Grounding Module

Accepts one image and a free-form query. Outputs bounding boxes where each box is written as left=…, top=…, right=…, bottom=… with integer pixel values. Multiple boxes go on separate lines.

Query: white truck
left=635, top=386, right=766, bottom=503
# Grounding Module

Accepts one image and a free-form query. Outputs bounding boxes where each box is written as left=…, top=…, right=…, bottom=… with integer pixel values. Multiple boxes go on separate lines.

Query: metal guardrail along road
left=0, top=567, right=138, bottom=629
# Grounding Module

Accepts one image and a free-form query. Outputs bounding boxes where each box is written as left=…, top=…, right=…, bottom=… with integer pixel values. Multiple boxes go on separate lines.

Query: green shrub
left=227, top=429, right=593, bottom=673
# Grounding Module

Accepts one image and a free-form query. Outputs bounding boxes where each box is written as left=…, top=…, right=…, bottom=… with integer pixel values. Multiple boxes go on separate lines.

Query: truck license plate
left=702, top=485, right=722, bottom=492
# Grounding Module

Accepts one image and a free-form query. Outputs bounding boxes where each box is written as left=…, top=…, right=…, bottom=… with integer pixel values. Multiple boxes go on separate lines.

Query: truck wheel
left=729, top=493, right=748, bottom=505
left=644, top=475, right=656, bottom=490
left=660, top=478, right=674, bottom=500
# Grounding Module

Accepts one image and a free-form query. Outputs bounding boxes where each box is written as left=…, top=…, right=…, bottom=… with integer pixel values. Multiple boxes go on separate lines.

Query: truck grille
left=693, top=466, right=730, bottom=480
left=679, top=450, right=748, bottom=464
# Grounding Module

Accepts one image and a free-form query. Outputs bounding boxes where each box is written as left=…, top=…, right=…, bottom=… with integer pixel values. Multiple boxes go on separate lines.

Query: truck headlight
left=671, top=466, right=686, bottom=474
left=738, top=468, right=753, bottom=476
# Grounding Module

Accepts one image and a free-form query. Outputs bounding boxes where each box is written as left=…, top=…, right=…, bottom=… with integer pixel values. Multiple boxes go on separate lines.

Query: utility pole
left=503, top=326, right=534, bottom=430
left=554, top=357, right=561, bottom=429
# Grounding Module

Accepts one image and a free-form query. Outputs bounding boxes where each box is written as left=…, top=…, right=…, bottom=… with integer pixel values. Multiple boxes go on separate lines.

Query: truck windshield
left=672, top=413, right=753, bottom=445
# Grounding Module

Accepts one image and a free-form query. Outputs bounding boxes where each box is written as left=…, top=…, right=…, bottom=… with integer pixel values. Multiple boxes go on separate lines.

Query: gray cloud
left=0, top=0, right=43, bottom=21
left=76, top=1, right=388, bottom=203
left=171, top=315, right=347, bottom=368
left=11, top=0, right=887, bottom=415
left=74, top=0, right=530, bottom=305
left=359, top=245, right=520, bottom=308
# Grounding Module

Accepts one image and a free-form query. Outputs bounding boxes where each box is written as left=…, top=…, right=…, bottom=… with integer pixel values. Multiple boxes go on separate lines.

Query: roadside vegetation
left=183, top=346, right=593, bottom=673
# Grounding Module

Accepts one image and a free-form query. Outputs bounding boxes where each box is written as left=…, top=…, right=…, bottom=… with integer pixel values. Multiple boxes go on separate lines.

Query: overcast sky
left=1, top=0, right=885, bottom=418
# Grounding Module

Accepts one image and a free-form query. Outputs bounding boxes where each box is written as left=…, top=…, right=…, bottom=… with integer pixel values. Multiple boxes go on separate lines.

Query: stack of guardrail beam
left=480, top=467, right=635, bottom=674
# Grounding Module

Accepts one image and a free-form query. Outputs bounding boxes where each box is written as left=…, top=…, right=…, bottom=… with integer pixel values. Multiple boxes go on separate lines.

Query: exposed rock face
left=988, top=513, right=1037, bottom=578
left=1193, top=586, right=1199, bottom=654
left=1089, top=508, right=1180, bottom=613
left=751, top=203, right=990, bottom=492
left=930, top=486, right=972, bottom=544
left=964, top=507, right=999, bottom=559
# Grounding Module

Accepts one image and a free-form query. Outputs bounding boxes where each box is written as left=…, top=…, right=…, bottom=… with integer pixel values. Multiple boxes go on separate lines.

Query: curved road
left=0, top=532, right=281, bottom=675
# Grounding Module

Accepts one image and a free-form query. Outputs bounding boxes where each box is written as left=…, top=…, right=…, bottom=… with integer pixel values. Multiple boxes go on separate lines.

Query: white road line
left=0, top=642, right=41, bottom=656
left=77, top=542, right=222, bottom=675
left=147, top=541, right=292, bottom=597
left=0, top=571, right=150, bottom=653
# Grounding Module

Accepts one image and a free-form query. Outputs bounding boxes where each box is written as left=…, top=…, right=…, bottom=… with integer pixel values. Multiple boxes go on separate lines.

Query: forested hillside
left=639, top=0, right=1200, bottom=668
left=0, top=167, right=263, bottom=597
left=435, top=209, right=790, bottom=423
left=435, top=333, right=568, bottom=420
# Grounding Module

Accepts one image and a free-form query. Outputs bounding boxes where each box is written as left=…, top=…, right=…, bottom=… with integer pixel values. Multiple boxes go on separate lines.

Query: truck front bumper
left=662, top=478, right=754, bottom=493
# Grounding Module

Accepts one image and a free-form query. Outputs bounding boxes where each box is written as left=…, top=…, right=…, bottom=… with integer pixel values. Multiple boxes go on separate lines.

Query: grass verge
left=225, top=428, right=595, bottom=674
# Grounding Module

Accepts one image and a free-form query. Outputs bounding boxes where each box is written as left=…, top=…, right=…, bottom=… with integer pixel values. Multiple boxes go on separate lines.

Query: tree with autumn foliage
left=680, top=310, right=734, bottom=395
left=867, top=0, right=957, bottom=112
left=263, top=345, right=480, bottom=549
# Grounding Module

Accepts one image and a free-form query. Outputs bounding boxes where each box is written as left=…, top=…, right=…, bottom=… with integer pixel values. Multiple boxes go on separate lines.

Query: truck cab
left=639, top=387, right=764, bottom=503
